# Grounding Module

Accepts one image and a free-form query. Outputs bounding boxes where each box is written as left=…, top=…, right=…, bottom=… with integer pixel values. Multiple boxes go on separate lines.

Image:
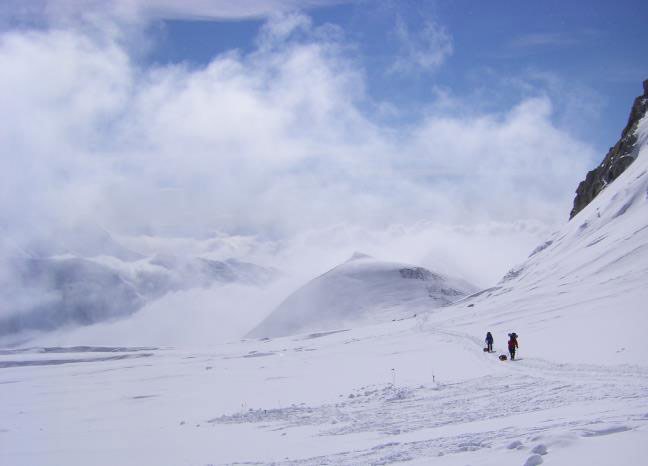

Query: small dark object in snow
left=483, top=348, right=489, bottom=352
left=467, top=304, right=474, bottom=307
left=499, top=354, right=508, bottom=361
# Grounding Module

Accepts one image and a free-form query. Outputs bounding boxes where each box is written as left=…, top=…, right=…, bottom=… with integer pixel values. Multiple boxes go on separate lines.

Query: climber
left=508, top=333, right=519, bottom=360
left=485, top=331, right=494, bottom=352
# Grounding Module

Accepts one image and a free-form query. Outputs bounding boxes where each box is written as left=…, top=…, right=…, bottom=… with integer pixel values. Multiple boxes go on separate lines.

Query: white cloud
left=0, top=10, right=598, bottom=318
left=390, top=16, right=453, bottom=74
left=129, top=0, right=347, bottom=20
left=0, top=0, right=347, bottom=29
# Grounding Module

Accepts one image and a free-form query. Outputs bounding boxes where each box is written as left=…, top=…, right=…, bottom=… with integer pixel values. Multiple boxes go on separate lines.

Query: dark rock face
left=570, top=79, right=648, bottom=219
left=399, top=267, right=436, bottom=280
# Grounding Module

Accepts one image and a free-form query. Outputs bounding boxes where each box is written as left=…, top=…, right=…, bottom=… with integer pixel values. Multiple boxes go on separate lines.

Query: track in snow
left=207, top=328, right=648, bottom=465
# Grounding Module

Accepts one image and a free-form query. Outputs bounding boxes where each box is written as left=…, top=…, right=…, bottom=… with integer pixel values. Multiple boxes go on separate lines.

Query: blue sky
left=148, top=0, right=648, bottom=153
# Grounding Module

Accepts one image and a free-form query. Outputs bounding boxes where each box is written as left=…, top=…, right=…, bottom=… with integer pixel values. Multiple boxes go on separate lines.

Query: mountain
left=570, top=79, right=648, bottom=218
left=0, top=252, right=277, bottom=343
left=449, top=94, right=648, bottom=365
left=247, top=253, right=477, bottom=338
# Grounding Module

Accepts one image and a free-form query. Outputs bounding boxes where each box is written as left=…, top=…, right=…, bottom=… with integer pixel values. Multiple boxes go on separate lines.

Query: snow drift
left=248, top=252, right=477, bottom=338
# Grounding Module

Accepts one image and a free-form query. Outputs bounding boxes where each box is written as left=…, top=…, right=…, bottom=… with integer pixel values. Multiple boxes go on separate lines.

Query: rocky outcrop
left=570, top=79, right=648, bottom=219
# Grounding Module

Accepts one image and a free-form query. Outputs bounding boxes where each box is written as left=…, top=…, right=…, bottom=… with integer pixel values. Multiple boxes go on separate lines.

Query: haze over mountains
left=0, top=243, right=277, bottom=345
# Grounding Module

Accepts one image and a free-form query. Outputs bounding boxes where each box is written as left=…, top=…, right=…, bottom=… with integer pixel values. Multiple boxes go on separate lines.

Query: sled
left=499, top=354, right=508, bottom=361
left=483, top=347, right=489, bottom=352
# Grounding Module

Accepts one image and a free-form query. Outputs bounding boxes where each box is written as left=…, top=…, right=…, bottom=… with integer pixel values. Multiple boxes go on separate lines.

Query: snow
left=2, top=318, right=647, bottom=465
left=1, top=121, right=648, bottom=465
left=248, top=253, right=477, bottom=338
left=442, top=132, right=648, bottom=366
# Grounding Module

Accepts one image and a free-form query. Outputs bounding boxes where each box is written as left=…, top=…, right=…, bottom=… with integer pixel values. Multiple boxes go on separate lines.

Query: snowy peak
left=247, top=256, right=477, bottom=338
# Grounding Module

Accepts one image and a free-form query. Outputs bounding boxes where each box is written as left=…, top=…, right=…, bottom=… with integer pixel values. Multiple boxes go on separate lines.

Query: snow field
left=1, top=315, right=647, bottom=465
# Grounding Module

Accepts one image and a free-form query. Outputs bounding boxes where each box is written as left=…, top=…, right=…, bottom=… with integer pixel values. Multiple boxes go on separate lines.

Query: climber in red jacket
left=508, top=333, right=519, bottom=360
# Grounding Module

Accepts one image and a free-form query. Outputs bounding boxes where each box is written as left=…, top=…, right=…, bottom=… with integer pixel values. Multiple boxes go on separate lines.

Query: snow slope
left=435, top=117, right=648, bottom=366
left=248, top=253, right=477, bottom=338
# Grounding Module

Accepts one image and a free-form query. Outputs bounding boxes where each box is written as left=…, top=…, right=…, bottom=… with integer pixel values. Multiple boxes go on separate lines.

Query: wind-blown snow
left=248, top=253, right=477, bottom=338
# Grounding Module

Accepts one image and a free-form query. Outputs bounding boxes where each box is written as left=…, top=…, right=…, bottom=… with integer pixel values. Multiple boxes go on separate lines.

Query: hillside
left=438, top=109, right=648, bottom=365
left=247, top=253, right=477, bottom=338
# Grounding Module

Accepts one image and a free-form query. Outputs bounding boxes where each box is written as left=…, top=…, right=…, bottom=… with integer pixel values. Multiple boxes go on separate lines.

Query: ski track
left=207, top=328, right=648, bottom=465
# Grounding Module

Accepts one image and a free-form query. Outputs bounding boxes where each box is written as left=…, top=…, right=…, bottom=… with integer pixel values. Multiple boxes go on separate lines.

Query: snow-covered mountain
left=440, top=86, right=648, bottom=366
left=248, top=252, right=477, bottom=338
left=0, top=250, right=277, bottom=344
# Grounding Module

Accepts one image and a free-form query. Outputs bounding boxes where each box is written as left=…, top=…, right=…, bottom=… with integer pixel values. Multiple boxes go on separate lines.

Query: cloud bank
left=0, top=7, right=599, bottom=343
left=0, top=12, right=593, bottom=239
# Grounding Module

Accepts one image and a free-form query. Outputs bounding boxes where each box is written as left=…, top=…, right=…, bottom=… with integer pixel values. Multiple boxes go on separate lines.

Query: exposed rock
left=570, top=79, right=648, bottom=219
left=399, top=267, right=437, bottom=280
